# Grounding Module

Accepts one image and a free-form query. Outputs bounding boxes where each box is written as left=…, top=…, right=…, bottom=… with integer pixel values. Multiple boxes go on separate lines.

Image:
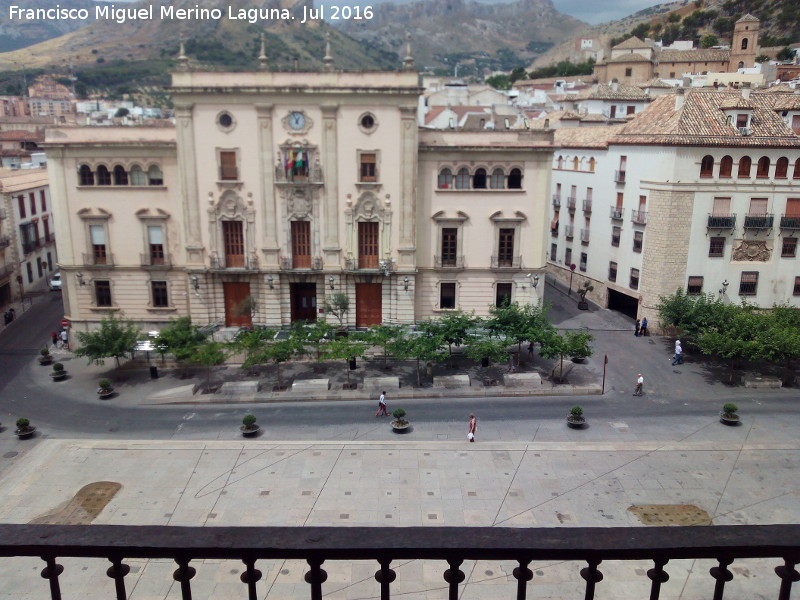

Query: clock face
left=288, top=111, right=306, bottom=130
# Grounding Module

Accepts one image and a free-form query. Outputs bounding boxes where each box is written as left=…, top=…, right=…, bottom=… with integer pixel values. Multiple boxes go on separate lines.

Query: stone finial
left=177, top=33, right=189, bottom=71
left=402, top=33, right=415, bottom=71
left=323, top=31, right=334, bottom=71
left=258, top=33, right=268, bottom=70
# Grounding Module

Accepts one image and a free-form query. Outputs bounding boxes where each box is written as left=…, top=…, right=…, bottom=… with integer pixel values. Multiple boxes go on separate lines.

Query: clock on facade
left=288, top=111, right=306, bottom=130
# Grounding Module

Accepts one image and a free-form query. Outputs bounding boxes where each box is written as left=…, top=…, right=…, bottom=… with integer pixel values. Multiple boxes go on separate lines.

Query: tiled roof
left=0, top=130, right=43, bottom=141
left=761, top=84, right=799, bottom=93
left=0, top=168, right=48, bottom=192
left=658, top=48, right=730, bottom=63
left=718, top=96, right=754, bottom=109
left=736, top=13, right=759, bottom=23
left=554, top=125, right=622, bottom=149
left=605, top=53, right=652, bottom=64
left=639, top=78, right=675, bottom=89
left=768, top=94, right=800, bottom=111
left=610, top=90, right=800, bottom=148
left=576, top=83, right=649, bottom=101
left=613, top=36, right=649, bottom=50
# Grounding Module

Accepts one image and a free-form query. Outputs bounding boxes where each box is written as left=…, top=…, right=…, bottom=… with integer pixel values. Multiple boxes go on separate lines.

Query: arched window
left=756, top=156, right=770, bottom=178
left=437, top=168, right=453, bottom=189
left=473, top=168, right=487, bottom=189
left=741, top=38, right=748, bottom=50
left=490, top=168, right=504, bottom=189
left=96, top=165, right=111, bottom=186
left=148, top=165, right=163, bottom=186
left=557, top=156, right=563, bottom=169
left=113, top=165, right=128, bottom=186
left=508, top=168, right=522, bottom=189
left=455, top=167, right=470, bottom=189
left=776, top=157, right=789, bottom=179
left=700, top=155, right=714, bottom=177
left=130, top=165, right=146, bottom=185
left=573, top=157, right=579, bottom=170
left=720, top=155, right=733, bottom=178
left=738, top=61, right=744, bottom=69
left=78, top=164, right=94, bottom=186
left=589, top=157, right=596, bottom=172
left=794, top=158, right=800, bottom=179
left=737, top=156, right=752, bottom=178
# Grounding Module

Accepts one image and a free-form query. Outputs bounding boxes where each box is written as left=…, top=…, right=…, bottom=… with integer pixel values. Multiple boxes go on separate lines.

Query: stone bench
left=291, top=379, right=331, bottom=393
left=363, top=376, right=400, bottom=390
left=146, top=383, right=198, bottom=401
left=218, top=381, right=259, bottom=395
left=743, top=376, right=782, bottom=389
left=504, top=372, right=542, bottom=387
left=433, top=374, right=470, bottom=388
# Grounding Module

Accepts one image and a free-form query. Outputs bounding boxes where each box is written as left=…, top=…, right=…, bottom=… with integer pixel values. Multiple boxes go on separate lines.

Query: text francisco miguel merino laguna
left=8, top=4, right=374, bottom=25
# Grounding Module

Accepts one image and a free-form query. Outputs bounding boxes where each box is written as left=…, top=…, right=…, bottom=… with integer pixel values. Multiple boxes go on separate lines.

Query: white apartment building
left=548, top=88, right=800, bottom=326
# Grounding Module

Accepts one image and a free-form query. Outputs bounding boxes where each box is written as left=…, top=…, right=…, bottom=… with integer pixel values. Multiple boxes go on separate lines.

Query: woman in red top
left=468, top=414, right=477, bottom=442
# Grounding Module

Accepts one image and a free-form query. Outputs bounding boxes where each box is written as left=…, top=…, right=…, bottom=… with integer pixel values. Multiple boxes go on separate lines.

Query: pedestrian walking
left=468, top=413, right=477, bottom=442
left=51, top=331, right=58, bottom=346
left=633, top=373, right=644, bottom=396
left=527, top=342, right=534, bottom=358
left=640, top=317, right=648, bottom=337
left=672, top=341, right=683, bottom=366
left=60, top=329, right=69, bottom=350
left=634, top=319, right=641, bottom=337
left=375, top=391, right=389, bottom=417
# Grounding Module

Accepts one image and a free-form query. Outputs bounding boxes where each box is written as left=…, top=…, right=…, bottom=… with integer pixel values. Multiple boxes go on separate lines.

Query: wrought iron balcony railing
left=491, top=255, right=521, bottom=268
left=564, top=225, right=574, bottom=239
left=582, top=199, right=592, bottom=212
left=566, top=196, right=576, bottom=210
left=631, top=210, right=647, bottom=225
left=0, top=264, right=14, bottom=278
left=743, top=214, right=774, bottom=230
left=610, top=206, right=624, bottom=220
left=433, top=255, right=465, bottom=269
left=0, top=524, right=798, bottom=600
left=551, top=194, right=561, bottom=208
left=281, top=256, right=323, bottom=270
left=275, top=165, right=324, bottom=184
left=614, top=170, right=626, bottom=183
left=580, top=228, right=590, bottom=242
left=140, top=253, right=171, bottom=268
left=210, top=254, right=258, bottom=270
left=82, top=252, right=115, bottom=266
left=780, top=214, right=800, bottom=229
left=708, top=214, right=736, bottom=229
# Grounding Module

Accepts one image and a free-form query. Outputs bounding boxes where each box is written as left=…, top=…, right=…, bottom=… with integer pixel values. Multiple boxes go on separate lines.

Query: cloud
left=554, top=0, right=664, bottom=25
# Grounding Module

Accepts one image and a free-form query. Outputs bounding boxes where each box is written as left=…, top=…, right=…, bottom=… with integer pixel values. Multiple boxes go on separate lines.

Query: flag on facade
left=295, top=149, right=305, bottom=168
left=287, top=150, right=296, bottom=170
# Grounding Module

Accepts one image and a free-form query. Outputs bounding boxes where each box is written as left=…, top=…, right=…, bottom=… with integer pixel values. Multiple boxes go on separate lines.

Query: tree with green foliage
left=190, top=340, right=228, bottom=392
left=114, top=107, right=129, bottom=118
left=364, top=324, right=405, bottom=369
left=487, top=302, right=554, bottom=366
left=233, top=328, right=302, bottom=389
left=318, top=333, right=368, bottom=386
left=485, top=74, right=511, bottom=90
left=74, top=315, right=142, bottom=367
left=668, top=12, right=681, bottom=22
left=464, top=335, right=510, bottom=367
left=777, top=47, right=795, bottom=61
left=322, top=292, right=350, bottom=329
left=421, top=311, right=479, bottom=367
left=656, top=289, right=729, bottom=339
left=154, top=317, right=206, bottom=363
left=388, top=331, right=448, bottom=387
left=509, top=67, right=528, bottom=83
left=294, top=319, right=335, bottom=360
left=755, top=55, right=771, bottom=63
left=701, top=34, right=720, bottom=48
left=539, top=330, right=594, bottom=382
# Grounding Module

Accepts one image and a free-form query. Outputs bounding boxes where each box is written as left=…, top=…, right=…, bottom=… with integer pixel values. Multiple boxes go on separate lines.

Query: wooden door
left=223, top=221, right=244, bottom=268
left=356, top=283, right=382, bottom=327
left=290, top=283, right=317, bottom=322
left=498, top=228, right=514, bottom=267
left=358, top=222, right=379, bottom=269
left=291, top=221, right=311, bottom=269
left=224, top=282, right=251, bottom=327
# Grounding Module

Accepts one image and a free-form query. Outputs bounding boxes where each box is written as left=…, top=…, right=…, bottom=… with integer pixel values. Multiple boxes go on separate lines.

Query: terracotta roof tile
left=736, top=13, right=759, bottom=23
left=605, top=54, right=652, bottom=63
left=554, top=125, right=622, bottom=149
left=658, top=48, right=730, bottom=63
left=576, top=83, right=649, bottom=101
left=613, top=36, right=649, bottom=50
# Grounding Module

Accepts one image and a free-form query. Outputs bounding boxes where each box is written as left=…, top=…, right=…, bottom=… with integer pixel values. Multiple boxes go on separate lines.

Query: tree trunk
left=276, top=361, right=283, bottom=388
left=416, top=357, right=421, bottom=387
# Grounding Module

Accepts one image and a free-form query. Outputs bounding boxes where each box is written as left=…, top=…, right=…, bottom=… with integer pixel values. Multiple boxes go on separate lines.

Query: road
left=0, top=292, right=796, bottom=442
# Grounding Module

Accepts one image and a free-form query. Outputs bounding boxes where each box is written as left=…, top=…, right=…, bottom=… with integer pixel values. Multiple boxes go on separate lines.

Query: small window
left=573, top=157, right=579, bottom=170
left=795, top=158, right=800, bottom=180
left=550, top=243, right=557, bottom=261
left=440, top=282, right=456, bottom=309
left=508, top=168, right=522, bottom=189
left=113, top=165, right=128, bottom=186
left=151, top=281, right=169, bottom=307
left=687, top=276, right=704, bottom=295
left=794, top=277, right=800, bottom=296
left=736, top=114, right=749, bottom=128
left=148, top=165, right=163, bottom=186
left=78, top=164, right=94, bottom=186
left=741, top=37, right=748, bottom=50
left=719, top=155, right=733, bottom=178
left=738, top=156, right=751, bottom=178
left=26, top=263, right=32, bottom=283
left=626, top=105, right=635, bottom=115
left=625, top=68, right=632, bottom=77
left=218, top=112, right=233, bottom=128
left=700, top=155, right=714, bottom=177
left=130, top=165, right=146, bottom=185
left=756, top=156, right=770, bottom=178
left=565, top=247, right=572, bottom=267
left=360, top=153, right=377, bottom=182
left=95, top=280, right=112, bottom=307
left=495, top=282, right=512, bottom=307
left=219, top=152, right=238, bottom=181
left=630, top=268, right=640, bottom=290
left=611, top=226, right=621, bottom=247
left=40, top=190, right=47, bottom=212
left=97, top=165, right=111, bottom=186
left=490, top=168, right=504, bottom=189
left=455, top=168, right=470, bottom=189
left=633, top=231, right=643, bottom=253
left=782, top=238, right=797, bottom=258
left=438, top=168, right=453, bottom=189
left=360, top=113, right=375, bottom=130
left=608, top=261, right=617, bottom=282
left=473, top=168, right=487, bottom=189
left=739, top=272, right=758, bottom=296
left=29, top=192, right=36, bottom=216
left=589, top=158, right=595, bottom=172
left=17, top=195, right=25, bottom=219
left=709, top=237, right=725, bottom=257
left=579, top=252, right=587, bottom=272
left=776, top=157, right=789, bottom=179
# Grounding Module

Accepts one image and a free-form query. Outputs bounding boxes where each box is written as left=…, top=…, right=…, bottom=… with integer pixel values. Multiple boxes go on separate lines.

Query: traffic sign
left=61, top=318, right=70, bottom=328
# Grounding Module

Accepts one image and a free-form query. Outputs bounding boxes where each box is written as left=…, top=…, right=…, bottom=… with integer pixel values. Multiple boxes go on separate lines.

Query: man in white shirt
left=633, top=374, right=644, bottom=396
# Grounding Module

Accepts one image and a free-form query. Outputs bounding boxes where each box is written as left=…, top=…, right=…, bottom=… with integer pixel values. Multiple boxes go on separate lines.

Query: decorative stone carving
left=288, top=189, right=312, bottom=218
left=732, top=240, right=771, bottom=262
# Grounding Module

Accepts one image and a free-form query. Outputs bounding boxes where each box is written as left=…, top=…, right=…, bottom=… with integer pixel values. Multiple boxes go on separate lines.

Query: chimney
left=742, top=87, right=751, bottom=100
left=675, top=87, right=685, bottom=111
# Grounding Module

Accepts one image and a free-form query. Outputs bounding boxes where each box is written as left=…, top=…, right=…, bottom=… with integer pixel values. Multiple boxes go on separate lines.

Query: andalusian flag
left=295, top=149, right=305, bottom=168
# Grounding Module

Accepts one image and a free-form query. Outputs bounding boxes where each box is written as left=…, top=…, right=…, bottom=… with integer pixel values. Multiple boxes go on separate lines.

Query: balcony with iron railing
left=22, top=238, right=43, bottom=255
left=614, top=170, right=626, bottom=183
left=743, top=213, right=774, bottom=230
left=582, top=199, right=592, bottom=213
left=564, top=225, right=574, bottom=239
left=433, top=255, right=465, bottom=269
left=1, top=523, right=798, bottom=600
left=610, top=206, right=624, bottom=221
left=344, top=257, right=394, bottom=273
left=580, top=228, right=590, bottom=243
left=275, top=164, right=324, bottom=185
left=566, top=196, right=576, bottom=210
left=210, top=253, right=259, bottom=270
left=491, top=255, right=522, bottom=269
left=280, top=256, right=323, bottom=270
left=631, top=210, right=647, bottom=225
left=45, top=232, right=56, bottom=244
left=707, top=213, right=736, bottom=229
left=140, top=253, right=171, bottom=269
left=0, top=264, right=14, bottom=278
left=82, top=252, right=115, bottom=267
left=780, top=214, right=800, bottom=229
left=551, top=194, right=561, bottom=208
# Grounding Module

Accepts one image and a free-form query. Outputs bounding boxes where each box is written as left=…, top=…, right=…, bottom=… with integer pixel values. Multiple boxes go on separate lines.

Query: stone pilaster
left=174, top=104, right=204, bottom=266
left=320, top=104, right=340, bottom=267
left=255, top=104, right=279, bottom=268
left=397, top=106, right=417, bottom=268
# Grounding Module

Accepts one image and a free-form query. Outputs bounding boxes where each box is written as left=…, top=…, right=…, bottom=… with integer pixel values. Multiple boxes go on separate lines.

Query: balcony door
left=223, top=282, right=251, bottom=327
left=290, top=283, right=317, bottom=322
left=441, top=228, right=457, bottom=267
left=356, top=283, right=382, bottom=327
left=498, top=228, right=514, bottom=267
left=358, top=222, right=379, bottom=269
left=291, top=221, right=311, bottom=269
left=223, top=220, right=244, bottom=268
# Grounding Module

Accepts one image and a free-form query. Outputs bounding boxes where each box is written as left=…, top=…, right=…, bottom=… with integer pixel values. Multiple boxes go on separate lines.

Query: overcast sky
left=553, top=0, right=666, bottom=24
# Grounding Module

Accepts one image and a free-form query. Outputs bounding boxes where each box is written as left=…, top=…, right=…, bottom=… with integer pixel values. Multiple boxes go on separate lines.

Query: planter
left=566, top=416, right=586, bottom=429
left=720, top=412, right=741, bottom=426
left=577, top=300, right=589, bottom=310
left=571, top=356, right=586, bottom=364
left=97, top=388, right=115, bottom=399
left=38, top=356, right=53, bottom=366
left=391, top=419, right=411, bottom=433
left=15, top=426, right=36, bottom=439
left=240, top=424, right=261, bottom=437
left=50, top=370, right=67, bottom=381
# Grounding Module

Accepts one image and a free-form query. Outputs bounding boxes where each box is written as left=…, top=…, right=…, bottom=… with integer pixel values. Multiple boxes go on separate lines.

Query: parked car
left=48, top=272, right=62, bottom=291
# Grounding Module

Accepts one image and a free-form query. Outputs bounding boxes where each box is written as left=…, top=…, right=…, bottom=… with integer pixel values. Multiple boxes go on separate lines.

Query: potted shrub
left=720, top=402, right=740, bottom=425
left=50, top=362, right=67, bottom=381
left=577, top=282, right=594, bottom=310
left=38, top=347, right=53, bottom=365
left=15, top=418, right=35, bottom=439
left=240, top=414, right=260, bottom=437
left=567, top=405, right=586, bottom=428
left=391, top=408, right=411, bottom=433
left=97, top=378, right=114, bottom=399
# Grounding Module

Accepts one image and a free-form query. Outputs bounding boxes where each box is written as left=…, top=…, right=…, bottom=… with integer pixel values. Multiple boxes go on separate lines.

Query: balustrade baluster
left=710, top=557, right=734, bottom=600
left=512, top=559, right=533, bottom=600
left=304, top=558, right=328, bottom=600
left=172, top=558, right=197, bottom=600
left=240, top=558, right=262, bottom=600
left=580, top=559, right=603, bottom=600
left=775, top=558, right=800, bottom=600
left=40, top=555, right=64, bottom=600
left=443, top=558, right=465, bottom=600
left=105, top=556, right=131, bottom=600
left=646, top=558, right=669, bottom=600
left=374, top=558, right=396, bottom=600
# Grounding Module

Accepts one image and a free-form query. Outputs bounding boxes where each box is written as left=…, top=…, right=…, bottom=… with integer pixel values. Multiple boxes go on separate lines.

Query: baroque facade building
left=45, top=68, right=553, bottom=334
left=548, top=88, right=800, bottom=326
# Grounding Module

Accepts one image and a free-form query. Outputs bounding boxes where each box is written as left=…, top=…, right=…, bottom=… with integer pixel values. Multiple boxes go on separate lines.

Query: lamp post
left=568, top=263, right=576, bottom=295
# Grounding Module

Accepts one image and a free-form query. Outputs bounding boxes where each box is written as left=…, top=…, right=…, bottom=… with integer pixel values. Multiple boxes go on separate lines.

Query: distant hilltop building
left=594, top=14, right=760, bottom=84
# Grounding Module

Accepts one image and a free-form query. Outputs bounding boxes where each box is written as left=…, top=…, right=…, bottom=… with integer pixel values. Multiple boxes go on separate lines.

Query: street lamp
left=267, top=274, right=274, bottom=289
left=719, top=279, right=729, bottom=296
left=329, top=276, right=335, bottom=290
left=568, top=264, right=576, bottom=295
left=403, top=276, right=409, bottom=291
